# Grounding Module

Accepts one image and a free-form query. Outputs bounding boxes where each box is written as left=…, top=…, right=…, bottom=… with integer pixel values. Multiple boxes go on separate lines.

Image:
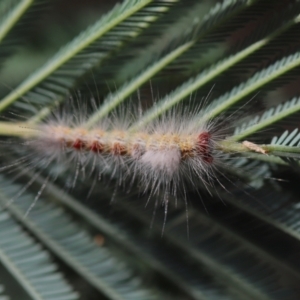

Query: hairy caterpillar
left=0, top=96, right=265, bottom=229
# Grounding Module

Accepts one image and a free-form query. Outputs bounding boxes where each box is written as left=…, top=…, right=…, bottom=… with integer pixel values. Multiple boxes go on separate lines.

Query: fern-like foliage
left=1, top=0, right=300, bottom=299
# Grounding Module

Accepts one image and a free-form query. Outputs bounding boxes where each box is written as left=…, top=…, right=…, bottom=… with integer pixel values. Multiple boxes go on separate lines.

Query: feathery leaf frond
left=0, top=0, right=34, bottom=43
left=1, top=0, right=300, bottom=299
left=0, top=177, right=166, bottom=300
left=31, top=0, right=260, bottom=124
left=207, top=50, right=300, bottom=120
left=0, top=0, right=45, bottom=63
left=0, top=190, right=79, bottom=300
left=0, top=0, right=179, bottom=113
left=234, top=96, right=300, bottom=140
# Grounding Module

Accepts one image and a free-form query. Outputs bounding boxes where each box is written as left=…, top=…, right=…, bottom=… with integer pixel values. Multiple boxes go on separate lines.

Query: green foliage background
left=1, top=0, right=300, bottom=299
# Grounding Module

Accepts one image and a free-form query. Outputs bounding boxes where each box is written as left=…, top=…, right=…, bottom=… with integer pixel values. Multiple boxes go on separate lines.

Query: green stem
left=0, top=0, right=34, bottom=43
left=218, top=138, right=298, bottom=164
left=0, top=121, right=37, bottom=137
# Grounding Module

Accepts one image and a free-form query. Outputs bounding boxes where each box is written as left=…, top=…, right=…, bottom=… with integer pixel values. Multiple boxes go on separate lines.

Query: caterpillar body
left=24, top=105, right=222, bottom=199
left=1, top=100, right=258, bottom=226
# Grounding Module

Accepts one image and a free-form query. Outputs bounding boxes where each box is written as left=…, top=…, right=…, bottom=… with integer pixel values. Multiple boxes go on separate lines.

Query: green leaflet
left=0, top=0, right=34, bottom=43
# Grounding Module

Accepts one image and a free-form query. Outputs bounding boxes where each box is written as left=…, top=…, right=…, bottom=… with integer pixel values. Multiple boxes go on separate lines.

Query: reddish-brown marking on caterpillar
left=73, top=139, right=85, bottom=150
left=197, top=132, right=213, bottom=163
left=111, top=142, right=127, bottom=156
left=89, top=141, right=104, bottom=153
